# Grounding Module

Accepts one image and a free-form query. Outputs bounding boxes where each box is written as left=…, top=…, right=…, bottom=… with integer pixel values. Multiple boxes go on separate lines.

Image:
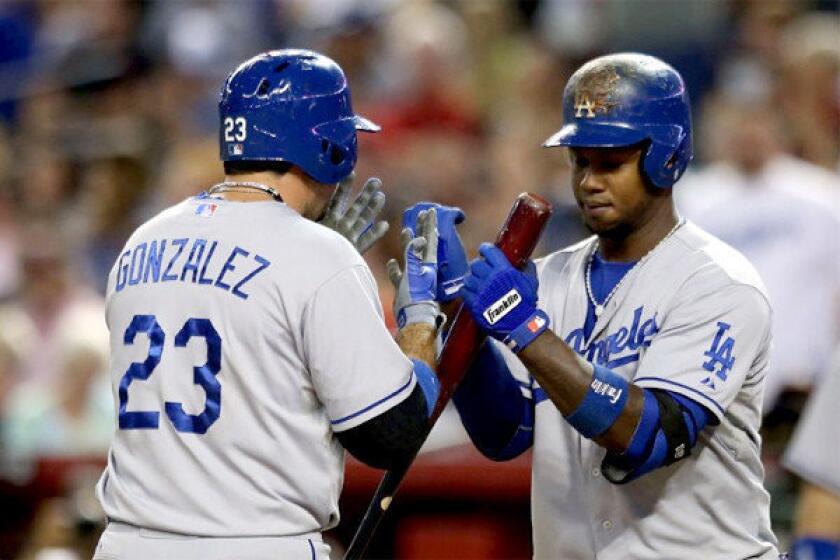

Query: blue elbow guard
left=602, top=389, right=711, bottom=484
left=411, top=358, right=439, bottom=418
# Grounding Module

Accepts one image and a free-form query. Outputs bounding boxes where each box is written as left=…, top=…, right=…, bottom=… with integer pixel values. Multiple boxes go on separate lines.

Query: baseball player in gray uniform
left=93, top=50, right=442, bottom=559
left=783, top=349, right=840, bottom=559
left=408, top=54, right=780, bottom=559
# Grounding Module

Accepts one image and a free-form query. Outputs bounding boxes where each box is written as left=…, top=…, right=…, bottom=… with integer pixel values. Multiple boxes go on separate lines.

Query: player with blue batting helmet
left=543, top=53, right=692, bottom=189
left=219, top=49, right=380, bottom=185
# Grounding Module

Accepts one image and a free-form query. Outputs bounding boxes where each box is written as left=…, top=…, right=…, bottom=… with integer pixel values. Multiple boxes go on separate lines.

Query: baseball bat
left=343, top=193, right=552, bottom=559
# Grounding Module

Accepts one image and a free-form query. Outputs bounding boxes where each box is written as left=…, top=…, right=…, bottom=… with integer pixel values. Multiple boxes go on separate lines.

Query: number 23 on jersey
left=119, top=314, right=222, bottom=434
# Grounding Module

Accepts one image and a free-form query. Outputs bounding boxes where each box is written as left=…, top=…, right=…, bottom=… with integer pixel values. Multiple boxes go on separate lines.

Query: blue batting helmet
left=219, top=49, right=380, bottom=185
left=543, top=53, right=692, bottom=189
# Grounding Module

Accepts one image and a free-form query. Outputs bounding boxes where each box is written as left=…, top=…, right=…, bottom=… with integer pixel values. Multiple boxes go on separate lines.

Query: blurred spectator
left=138, top=0, right=279, bottom=138
left=0, top=125, right=19, bottom=299
left=782, top=347, right=840, bottom=557
left=0, top=306, right=36, bottom=477
left=14, top=143, right=73, bottom=224
left=2, top=302, right=111, bottom=483
left=778, top=12, right=840, bottom=170
left=16, top=474, right=105, bottom=560
left=0, top=306, right=35, bottom=404
left=153, top=136, right=222, bottom=210
left=5, top=224, right=103, bottom=388
left=678, top=94, right=840, bottom=415
left=0, top=2, right=36, bottom=124
left=74, top=155, right=150, bottom=293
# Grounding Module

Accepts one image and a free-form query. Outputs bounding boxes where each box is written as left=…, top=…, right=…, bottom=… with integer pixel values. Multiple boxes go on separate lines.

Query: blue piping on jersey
left=606, top=353, right=641, bottom=369
left=309, top=538, right=316, bottom=559
left=633, top=376, right=725, bottom=416
left=330, top=370, right=414, bottom=426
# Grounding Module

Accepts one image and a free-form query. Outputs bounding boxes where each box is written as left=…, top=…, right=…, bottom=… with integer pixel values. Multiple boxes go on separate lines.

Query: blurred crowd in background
left=0, top=0, right=838, bottom=558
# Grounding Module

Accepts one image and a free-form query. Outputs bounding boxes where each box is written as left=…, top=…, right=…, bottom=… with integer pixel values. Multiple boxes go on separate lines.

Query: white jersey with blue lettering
left=499, top=220, right=778, bottom=559
left=783, top=348, right=840, bottom=496
left=96, top=195, right=415, bottom=540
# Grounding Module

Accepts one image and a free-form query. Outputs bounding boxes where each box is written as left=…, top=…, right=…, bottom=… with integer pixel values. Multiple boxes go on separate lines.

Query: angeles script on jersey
left=498, top=222, right=779, bottom=559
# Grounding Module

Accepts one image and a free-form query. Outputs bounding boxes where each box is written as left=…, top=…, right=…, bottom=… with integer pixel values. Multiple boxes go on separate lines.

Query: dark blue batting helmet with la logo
left=544, top=53, right=693, bottom=189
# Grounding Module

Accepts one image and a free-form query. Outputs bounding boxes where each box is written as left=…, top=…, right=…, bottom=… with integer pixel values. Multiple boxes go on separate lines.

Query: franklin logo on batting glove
left=461, top=244, right=549, bottom=353
left=483, top=289, right=521, bottom=325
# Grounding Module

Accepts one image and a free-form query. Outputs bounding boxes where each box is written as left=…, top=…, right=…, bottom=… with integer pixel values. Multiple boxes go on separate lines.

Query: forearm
left=397, top=323, right=437, bottom=370
left=518, top=329, right=644, bottom=452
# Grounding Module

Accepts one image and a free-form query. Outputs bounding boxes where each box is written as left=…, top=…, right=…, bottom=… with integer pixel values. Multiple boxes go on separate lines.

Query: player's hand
left=403, top=202, right=467, bottom=302
left=461, top=243, right=550, bottom=353
left=320, top=174, right=389, bottom=254
left=387, top=208, right=441, bottom=328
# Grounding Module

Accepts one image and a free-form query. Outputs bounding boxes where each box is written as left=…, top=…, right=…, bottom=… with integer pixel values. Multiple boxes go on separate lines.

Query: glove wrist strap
left=398, top=301, right=441, bottom=329
left=503, top=309, right=550, bottom=353
left=439, top=276, right=465, bottom=302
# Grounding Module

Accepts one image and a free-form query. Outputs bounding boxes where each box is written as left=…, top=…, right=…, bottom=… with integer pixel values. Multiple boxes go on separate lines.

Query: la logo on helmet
left=575, top=96, right=598, bottom=118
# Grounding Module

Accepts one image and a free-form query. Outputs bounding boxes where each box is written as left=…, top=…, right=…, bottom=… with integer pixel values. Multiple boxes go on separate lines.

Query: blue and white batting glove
left=387, top=209, right=441, bottom=329
left=461, top=243, right=549, bottom=353
left=403, top=202, right=467, bottom=302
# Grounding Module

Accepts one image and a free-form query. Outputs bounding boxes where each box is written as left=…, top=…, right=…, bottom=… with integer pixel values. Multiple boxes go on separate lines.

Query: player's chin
left=580, top=206, right=620, bottom=234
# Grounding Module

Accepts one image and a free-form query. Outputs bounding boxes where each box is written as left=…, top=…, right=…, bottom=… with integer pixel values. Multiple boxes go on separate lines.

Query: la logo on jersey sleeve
left=700, top=321, right=735, bottom=390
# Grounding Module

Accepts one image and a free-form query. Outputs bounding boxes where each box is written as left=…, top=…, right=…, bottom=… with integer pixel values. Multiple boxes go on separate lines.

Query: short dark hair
left=223, top=160, right=293, bottom=176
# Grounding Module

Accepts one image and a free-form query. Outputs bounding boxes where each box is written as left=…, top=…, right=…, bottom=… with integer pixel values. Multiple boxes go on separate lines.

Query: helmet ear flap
left=316, top=131, right=355, bottom=183
left=642, top=129, right=691, bottom=189
left=320, top=138, right=346, bottom=165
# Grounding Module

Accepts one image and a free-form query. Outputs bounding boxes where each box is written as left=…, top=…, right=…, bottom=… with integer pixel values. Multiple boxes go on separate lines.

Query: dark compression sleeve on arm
left=336, top=384, right=429, bottom=470
left=453, top=341, right=534, bottom=460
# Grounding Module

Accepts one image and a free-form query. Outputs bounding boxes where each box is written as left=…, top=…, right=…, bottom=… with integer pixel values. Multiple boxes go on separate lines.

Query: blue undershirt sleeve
left=452, top=341, right=534, bottom=460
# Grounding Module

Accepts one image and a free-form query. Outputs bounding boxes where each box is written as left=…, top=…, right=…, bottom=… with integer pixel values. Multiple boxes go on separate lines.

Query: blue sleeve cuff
left=566, top=365, right=629, bottom=439
left=503, top=309, right=550, bottom=353
left=411, top=358, right=439, bottom=418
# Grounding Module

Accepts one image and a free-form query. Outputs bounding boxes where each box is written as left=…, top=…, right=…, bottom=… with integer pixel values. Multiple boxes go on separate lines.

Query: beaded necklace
left=585, top=219, right=684, bottom=317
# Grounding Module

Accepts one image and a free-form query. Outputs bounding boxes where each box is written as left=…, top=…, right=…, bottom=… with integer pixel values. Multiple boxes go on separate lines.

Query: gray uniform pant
left=93, top=521, right=330, bottom=559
